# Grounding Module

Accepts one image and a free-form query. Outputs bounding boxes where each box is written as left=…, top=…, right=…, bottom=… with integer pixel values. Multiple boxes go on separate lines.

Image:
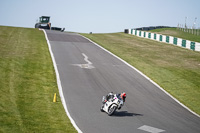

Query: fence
left=177, top=24, right=200, bottom=36
left=125, top=29, right=200, bottom=52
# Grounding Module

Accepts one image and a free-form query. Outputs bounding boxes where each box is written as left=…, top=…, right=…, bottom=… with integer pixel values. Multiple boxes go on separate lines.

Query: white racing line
left=82, top=53, right=92, bottom=65
left=40, top=29, right=83, bottom=133
left=72, top=53, right=95, bottom=69
left=138, top=125, right=165, bottom=133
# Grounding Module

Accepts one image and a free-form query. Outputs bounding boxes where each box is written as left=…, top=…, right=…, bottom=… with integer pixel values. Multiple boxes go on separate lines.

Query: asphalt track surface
left=45, top=30, right=200, bottom=133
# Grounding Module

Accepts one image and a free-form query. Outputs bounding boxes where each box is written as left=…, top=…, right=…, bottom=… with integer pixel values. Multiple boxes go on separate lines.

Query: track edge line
left=41, top=29, right=83, bottom=133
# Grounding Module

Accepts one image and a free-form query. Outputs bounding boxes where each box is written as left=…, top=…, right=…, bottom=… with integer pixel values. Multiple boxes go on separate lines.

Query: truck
left=35, top=16, right=51, bottom=29
left=35, top=16, right=65, bottom=31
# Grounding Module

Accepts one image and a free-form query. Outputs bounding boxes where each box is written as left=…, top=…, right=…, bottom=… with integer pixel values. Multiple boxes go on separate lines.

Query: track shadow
left=113, top=111, right=143, bottom=117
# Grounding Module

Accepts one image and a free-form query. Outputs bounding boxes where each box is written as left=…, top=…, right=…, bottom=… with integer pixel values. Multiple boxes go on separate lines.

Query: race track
left=45, top=30, right=200, bottom=133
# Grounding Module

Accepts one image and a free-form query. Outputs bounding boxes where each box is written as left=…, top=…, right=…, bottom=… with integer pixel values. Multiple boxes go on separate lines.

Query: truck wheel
left=35, top=23, right=40, bottom=28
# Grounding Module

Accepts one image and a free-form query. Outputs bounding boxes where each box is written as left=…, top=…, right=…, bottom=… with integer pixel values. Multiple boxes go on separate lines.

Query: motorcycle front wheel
left=108, top=105, right=117, bottom=116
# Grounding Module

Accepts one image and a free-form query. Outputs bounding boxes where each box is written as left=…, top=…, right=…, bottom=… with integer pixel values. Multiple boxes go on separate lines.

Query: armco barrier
left=126, top=29, right=200, bottom=52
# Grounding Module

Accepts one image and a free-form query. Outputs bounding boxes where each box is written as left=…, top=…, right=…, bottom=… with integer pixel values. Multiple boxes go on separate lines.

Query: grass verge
left=149, top=28, right=200, bottom=42
left=81, top=32, right=200, bottom=115
left=0, top=26, right=77, bottom=133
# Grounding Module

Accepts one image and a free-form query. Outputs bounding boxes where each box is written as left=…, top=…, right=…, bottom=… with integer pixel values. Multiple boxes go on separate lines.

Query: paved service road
left=45, top=30, right=200, bottom=133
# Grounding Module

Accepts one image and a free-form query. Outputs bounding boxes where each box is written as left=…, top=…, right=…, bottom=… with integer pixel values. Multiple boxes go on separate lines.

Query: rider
left=103, top=92, right=126, bottom=103
left=104, top=92, right=114, bottom=103
left=117, top=92, right=126, bottom=102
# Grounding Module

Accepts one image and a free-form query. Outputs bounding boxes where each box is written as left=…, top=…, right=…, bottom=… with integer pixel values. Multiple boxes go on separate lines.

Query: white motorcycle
left=100, top=94, right=124, bottom=116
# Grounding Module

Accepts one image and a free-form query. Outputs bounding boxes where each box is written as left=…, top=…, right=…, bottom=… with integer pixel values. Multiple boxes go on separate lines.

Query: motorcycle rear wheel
left=100, top=105, right=104, bottom=112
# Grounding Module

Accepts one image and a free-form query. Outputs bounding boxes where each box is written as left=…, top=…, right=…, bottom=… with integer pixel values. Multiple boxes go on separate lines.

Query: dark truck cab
left=35, top=16, right=65, bottom=31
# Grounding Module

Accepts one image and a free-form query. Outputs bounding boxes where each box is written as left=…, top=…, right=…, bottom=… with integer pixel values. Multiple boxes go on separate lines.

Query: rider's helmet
left=120, top=92, right=126, bottom=102
left=109, top=92, right=113, bottom=95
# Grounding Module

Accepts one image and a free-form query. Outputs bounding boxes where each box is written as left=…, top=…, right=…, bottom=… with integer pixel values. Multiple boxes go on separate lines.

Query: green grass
left=81, top=32, right=200, bottom=115
left=0, top=26, right=77, bottom=133
left=149, top=28, right=200, bottom=42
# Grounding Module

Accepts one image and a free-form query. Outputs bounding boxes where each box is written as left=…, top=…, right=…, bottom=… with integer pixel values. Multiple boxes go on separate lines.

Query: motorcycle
left=100, top=94, right=124, bottom=116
